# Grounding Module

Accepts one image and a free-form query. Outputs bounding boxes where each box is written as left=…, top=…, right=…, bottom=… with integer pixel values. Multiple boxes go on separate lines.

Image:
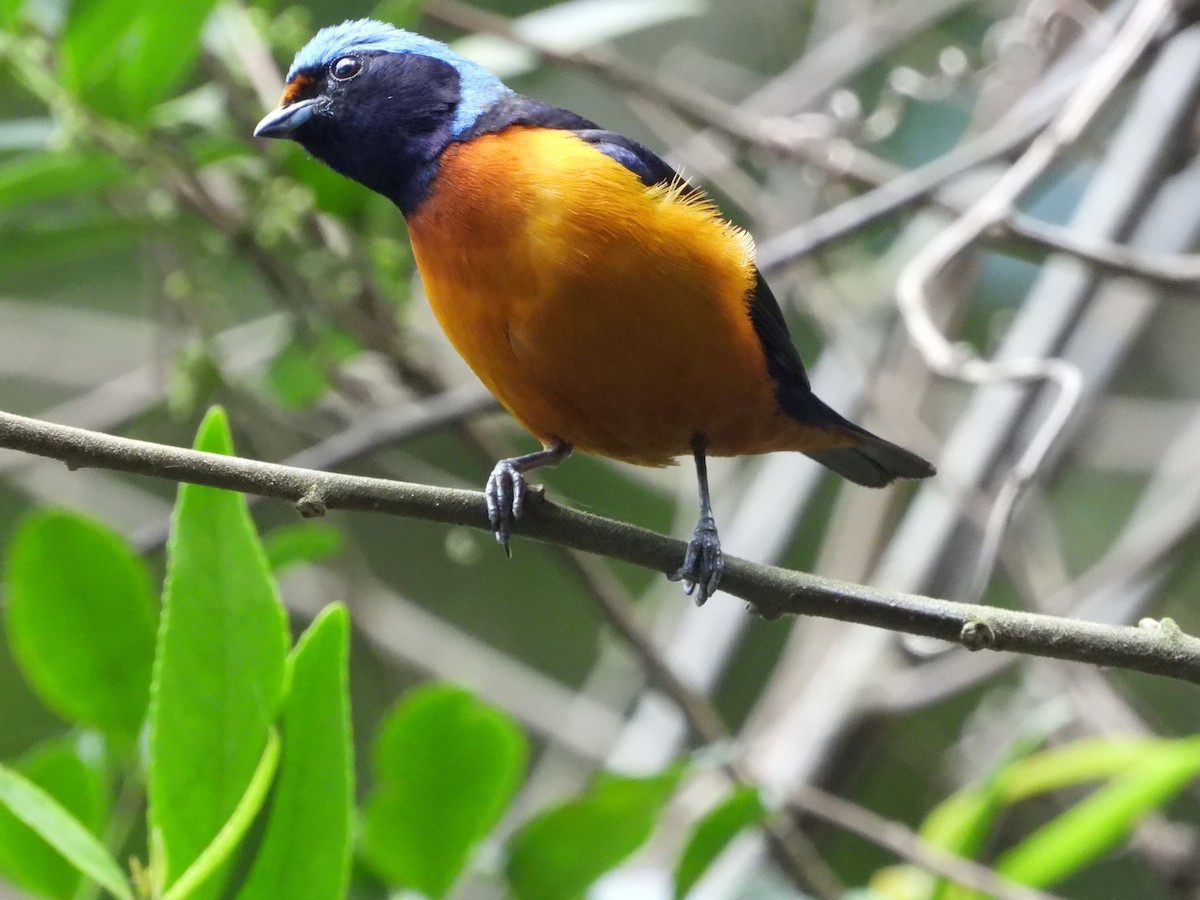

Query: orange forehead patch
left=279, top=73, right=314, bottom=107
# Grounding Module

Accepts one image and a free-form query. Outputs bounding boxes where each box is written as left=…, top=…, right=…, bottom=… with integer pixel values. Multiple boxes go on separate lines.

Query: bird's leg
left=669, top=436, right=723, bottom=605
left=486, top=439, right=572, bottom=555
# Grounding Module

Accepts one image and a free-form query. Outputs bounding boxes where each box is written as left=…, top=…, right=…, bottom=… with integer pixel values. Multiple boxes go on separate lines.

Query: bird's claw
left=669, top=514, right=723, bottom=605
left=485, top=459, right=527, bottom=555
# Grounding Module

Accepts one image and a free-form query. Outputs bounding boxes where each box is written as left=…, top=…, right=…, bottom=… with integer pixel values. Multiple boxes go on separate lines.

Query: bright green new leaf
left=362, top=683, right=528, bottom=898
left=0, top=738, right=108, bottom=899
left=506, top=763, right=686, bottom=900
left=5, top=509, right=157, bottom=736
left=910, top=736, right=1200, bottom=900
left=0, top=0, right=21, bottom=28
left=0, top=763, right=130, bottom=900
left=919, top=779, right=1006, bottom=873
left=164, top=729, right=281, bottom=900
left=148, top=407, right=289, bottom=896
left=238, top=605, right=354, bottom=900
left=674, top=786, right=766, bottom=898
left=996, top=737, right=1162, bottom=803
left=59, top=0, right=146, bottom=119
left=922, top=738, right=1181, bottom=858
left=997, top=737, right=1200, bottom=887
left=263, top=522, right=345, bottom=572
left=919, top=720, right=1053, bottom=867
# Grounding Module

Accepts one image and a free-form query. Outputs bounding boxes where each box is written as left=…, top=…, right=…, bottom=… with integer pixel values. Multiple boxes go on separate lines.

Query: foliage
left=360, top=683, right=528, bottom=897
left=2, top=0, right=1200, bottom=897
left=0, top=411, right=353, bottom=899
left=506, top=763, right=686, bottom=899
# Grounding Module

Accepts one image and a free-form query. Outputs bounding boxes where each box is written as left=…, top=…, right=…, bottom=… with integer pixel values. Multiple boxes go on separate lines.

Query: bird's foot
left=669, top=514, right=723, bottom=605
left=483, top=441, right=572, bottom=559
left=485, top=458, right=528, bottom=557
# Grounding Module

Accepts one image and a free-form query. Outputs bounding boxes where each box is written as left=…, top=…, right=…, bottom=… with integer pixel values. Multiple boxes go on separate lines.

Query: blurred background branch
left=3, top=0, right=1200, bottom=897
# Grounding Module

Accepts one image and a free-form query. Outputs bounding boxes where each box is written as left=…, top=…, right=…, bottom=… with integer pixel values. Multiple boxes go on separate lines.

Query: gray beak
left=254, top=98, right=318, bottom=139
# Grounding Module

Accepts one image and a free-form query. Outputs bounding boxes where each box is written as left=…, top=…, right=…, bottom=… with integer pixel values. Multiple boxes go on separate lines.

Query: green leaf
left=910, top=736, right=1200, bottom=900
left=4, top=509, right=157, bottom=736
left=148, top=407, right=289, bottom=896
left=674, top=786, right=766, bottom=898
left=59, top=0, right=220, bottom=121
left=263, top=522, right=344, bottom=572
left=506, top=763, right=686, bottom=900
left=124, top=0, right=222, bottom=114
left=163, top=728, right=281, bottom=900
left=996, top=738, right=1162, bottom=803
left=996, top=737, right=1200, bottom=886
left=0, top=762, right=131, bottom=900
left=371, top=0, right=425, bottom=29
left=265, top=329, right=359, bottom=410
left=0, top=738, right=108, bottom=900
left=265, top=335, right=330, bottom=409
left=0, top=152, right=128, bottom=210
left=921, top=737, right=1178, bottom=861
left=920, top=722, right=1051, bottom=862
left=238, top=605, right=354, bottom=900
left=919, top=784, right=1004, bottom=863
left=0, top=216, right=148, bottom=274
left=58, top=0, right=140, bottom=119
left=0, top=0, right=21, bottom=29
left=362, top=683, right=528, bottom=898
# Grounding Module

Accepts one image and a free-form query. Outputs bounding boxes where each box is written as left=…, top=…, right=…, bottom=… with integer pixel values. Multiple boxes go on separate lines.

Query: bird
left=254, top=19, right=935, bottom=605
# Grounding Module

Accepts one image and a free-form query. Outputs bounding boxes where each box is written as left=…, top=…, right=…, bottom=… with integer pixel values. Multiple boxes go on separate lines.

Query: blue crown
left=289, top=19, right=512, bottom=136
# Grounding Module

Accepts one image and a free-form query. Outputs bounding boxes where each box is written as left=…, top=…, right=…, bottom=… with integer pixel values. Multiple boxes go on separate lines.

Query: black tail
left=743, top=271, right=935, bottom=487
left=805, top=432, right=935, bottom=487
left=800, top=399, right=936, bottom=488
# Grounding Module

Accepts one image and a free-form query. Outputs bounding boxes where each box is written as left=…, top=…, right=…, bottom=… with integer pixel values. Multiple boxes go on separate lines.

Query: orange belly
left=405, top=127, right=844, bottom=465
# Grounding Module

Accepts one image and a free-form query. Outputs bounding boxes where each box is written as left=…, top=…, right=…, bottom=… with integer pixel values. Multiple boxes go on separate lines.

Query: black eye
left=330, top=56, right=362, bottom=81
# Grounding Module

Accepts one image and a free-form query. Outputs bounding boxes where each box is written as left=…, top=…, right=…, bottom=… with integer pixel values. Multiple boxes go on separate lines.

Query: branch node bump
left=959, top=620, right=995, bottom=651
left=1138, top=616, right=1185, bottom=644
left=295, top=486, right=328, bottom=518
left=748, top=600, right=784, bottom=621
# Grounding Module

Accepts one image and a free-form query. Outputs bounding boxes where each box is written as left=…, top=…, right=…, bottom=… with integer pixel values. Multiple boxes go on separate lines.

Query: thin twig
left=788, top=785, right=1064, bottom=900
left=2, top=409, right=1199, bottom=683
left=895, top=0, right=1176, bottom=603
left=1003, top=213, right=1200, bottom=285
left=280, top=385, right=499, bottom=471
left=758, top=149, right=1200, bottom=285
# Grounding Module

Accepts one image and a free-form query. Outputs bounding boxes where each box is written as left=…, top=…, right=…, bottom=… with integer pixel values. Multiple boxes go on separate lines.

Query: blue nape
left=289, top=19, right=512, bottom=137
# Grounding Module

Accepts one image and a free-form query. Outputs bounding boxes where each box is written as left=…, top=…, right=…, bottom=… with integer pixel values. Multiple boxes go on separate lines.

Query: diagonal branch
left=2, top=407, right=1199, bottom=683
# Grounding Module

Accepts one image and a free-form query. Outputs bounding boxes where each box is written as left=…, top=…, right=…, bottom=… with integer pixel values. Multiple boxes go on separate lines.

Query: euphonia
left=254, top=19, right=935, bottom=604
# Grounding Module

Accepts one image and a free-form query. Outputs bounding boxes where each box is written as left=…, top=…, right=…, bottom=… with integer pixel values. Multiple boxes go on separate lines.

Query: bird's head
left=254, top=19, right=511, bottom=210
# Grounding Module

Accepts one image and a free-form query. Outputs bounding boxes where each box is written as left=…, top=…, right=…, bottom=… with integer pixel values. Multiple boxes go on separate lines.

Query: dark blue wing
left=459, top=96, right=688, bottom=190
left=573, top=129, right=691, bottom=191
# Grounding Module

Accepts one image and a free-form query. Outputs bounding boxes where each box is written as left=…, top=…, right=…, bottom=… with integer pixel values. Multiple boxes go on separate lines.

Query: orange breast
left=405, top=127, right=842, bottom=465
